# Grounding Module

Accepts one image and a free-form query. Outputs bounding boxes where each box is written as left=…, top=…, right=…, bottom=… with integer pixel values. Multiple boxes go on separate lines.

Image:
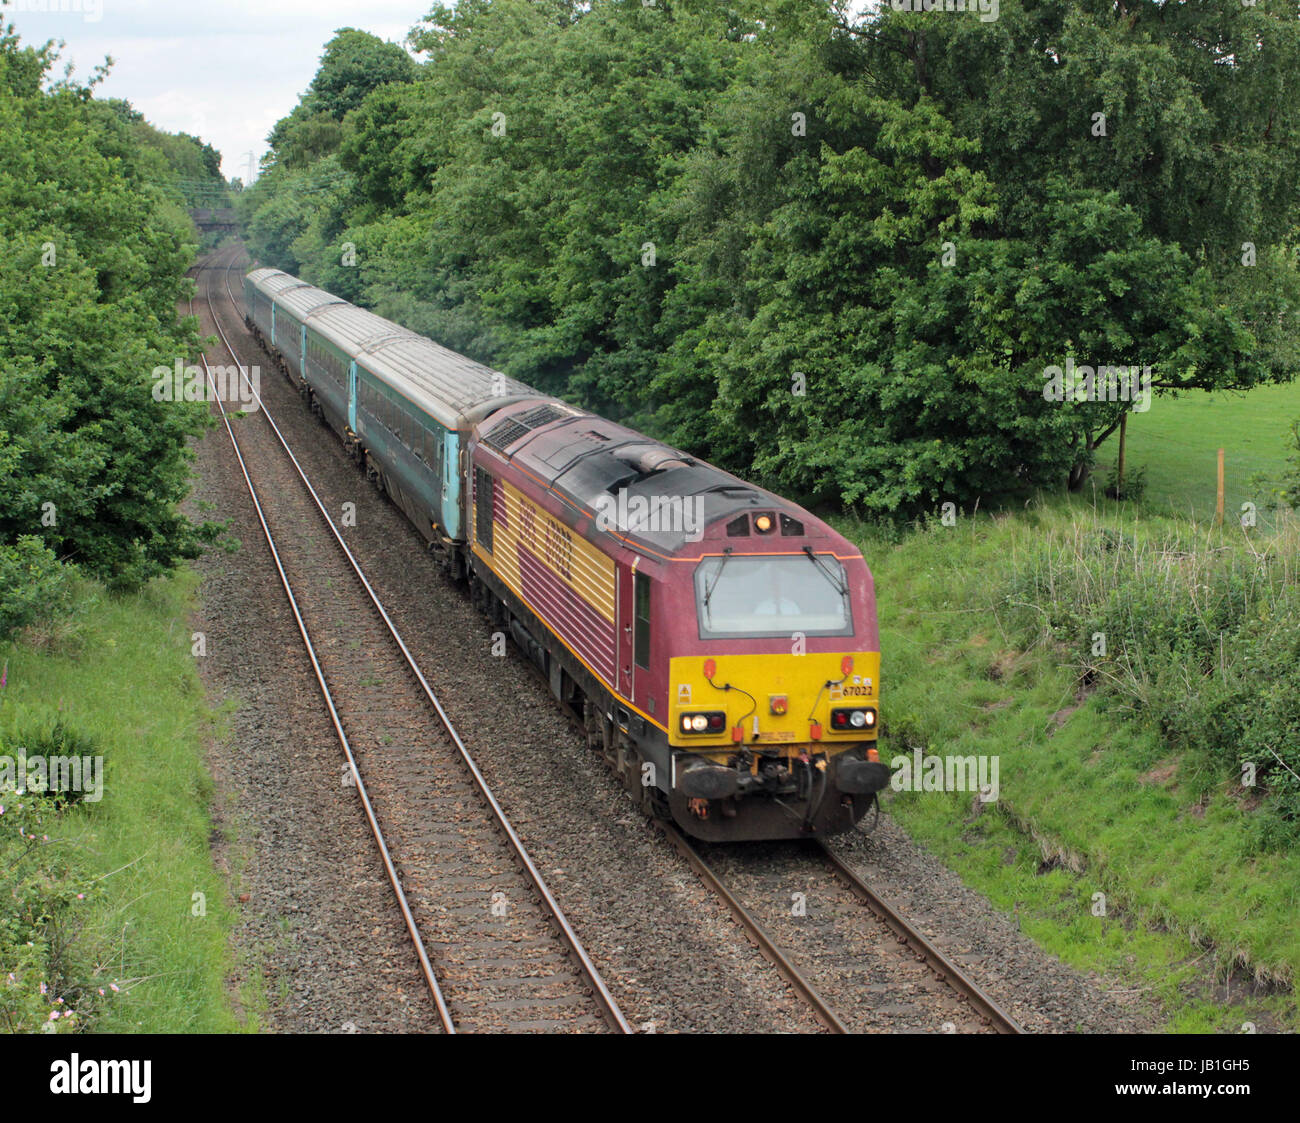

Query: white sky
left=4, top=0, right=427, bottom=181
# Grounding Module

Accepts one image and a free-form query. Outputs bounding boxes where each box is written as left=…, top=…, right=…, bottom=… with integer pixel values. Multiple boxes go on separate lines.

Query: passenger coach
left=244, top=267, right=534, bottom=572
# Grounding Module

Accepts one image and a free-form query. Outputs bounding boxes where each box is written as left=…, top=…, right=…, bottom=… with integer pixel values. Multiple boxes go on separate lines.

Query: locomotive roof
left=479, top=401, right=807, bottom=554
left=245, top=268, right=534, bottom=430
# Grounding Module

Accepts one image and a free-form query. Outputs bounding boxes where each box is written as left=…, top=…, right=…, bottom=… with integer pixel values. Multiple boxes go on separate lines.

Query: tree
left=239, top=0, right=1300, bottom=517
left=0, top=23, right=218, bottom=627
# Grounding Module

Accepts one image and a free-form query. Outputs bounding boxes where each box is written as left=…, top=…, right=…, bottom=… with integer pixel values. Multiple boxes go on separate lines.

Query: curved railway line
left=192, top=241, right=1025, bottom=1035
left=189, top=245, right=629, bottom=1034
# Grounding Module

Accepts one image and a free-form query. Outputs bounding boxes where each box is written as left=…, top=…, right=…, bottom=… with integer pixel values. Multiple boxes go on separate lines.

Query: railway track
left=662, top=823, right=1024, bottom=1034
left=189, top=245, right=629, bottom=1034
left=193, top=242, right=1020, bottom=1036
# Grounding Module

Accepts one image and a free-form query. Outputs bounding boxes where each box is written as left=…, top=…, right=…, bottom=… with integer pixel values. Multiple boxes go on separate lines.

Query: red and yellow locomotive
left=467, top=398, right=889, bottom=841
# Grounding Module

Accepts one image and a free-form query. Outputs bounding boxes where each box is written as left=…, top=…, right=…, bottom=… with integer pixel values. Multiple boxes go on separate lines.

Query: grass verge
left=0, top=570, right=246, bottom=1033
left=840, top=497, right=1300, bottom=1033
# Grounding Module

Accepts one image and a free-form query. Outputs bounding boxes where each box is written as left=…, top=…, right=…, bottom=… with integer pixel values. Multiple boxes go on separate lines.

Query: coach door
left=617, top=560, right=636, bottom=705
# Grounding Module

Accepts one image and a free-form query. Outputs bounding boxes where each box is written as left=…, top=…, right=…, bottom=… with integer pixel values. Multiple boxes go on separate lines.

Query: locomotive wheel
left=617, top=737, right=644, bottom=800
left=646, top=787, right=672, bottom=821
left=583, top=701, right=603, bottom=752
left=601, top=718, right=618, bottom=770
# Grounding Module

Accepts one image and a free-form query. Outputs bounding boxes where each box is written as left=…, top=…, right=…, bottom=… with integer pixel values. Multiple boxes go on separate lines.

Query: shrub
left=0, top=538, right=73, bottom=643
left=0, top=781, right=106, bottom=1032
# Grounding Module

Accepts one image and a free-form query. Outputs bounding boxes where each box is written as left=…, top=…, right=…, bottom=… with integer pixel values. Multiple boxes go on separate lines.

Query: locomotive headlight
left=679, top=711, right=727, bottom=736
left=830, top=707, right=877, bottom=733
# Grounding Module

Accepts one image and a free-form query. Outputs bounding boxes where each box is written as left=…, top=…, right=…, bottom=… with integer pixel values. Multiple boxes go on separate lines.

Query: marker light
left=691, top=714, right=708, bottom=732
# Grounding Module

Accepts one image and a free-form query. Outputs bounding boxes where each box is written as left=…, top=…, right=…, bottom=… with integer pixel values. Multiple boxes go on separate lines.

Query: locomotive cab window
left=634, top=572, right=651, bottom=669
left=694, top=553, right=852, bottom=639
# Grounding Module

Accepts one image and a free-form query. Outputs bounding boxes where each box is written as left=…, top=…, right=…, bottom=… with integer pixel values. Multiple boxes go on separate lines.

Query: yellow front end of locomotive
left=667, top=651, right=880, bottom=757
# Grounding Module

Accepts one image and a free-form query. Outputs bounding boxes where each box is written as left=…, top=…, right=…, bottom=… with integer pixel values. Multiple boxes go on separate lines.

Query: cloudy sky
left=5, top=0, right=429, bottom=181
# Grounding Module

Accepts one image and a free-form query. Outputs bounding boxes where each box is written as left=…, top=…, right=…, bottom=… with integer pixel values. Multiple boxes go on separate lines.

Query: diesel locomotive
left=243, top=267, right=890, bottom=840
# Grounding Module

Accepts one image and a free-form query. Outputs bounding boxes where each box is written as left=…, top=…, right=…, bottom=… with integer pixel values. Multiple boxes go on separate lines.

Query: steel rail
left=815, top=840, right=1024, bottom=1034
left=204, top=247, right=631, bottom=1034
left=188, top=256, right=457, bottom=1033
left=657, top=822, right=849, bottom=1033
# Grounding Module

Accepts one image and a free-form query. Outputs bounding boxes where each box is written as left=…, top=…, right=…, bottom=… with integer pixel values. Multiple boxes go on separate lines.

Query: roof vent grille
left=484, top=419, right=529, bottom=451
left=518, top=404, right=565, bottom=429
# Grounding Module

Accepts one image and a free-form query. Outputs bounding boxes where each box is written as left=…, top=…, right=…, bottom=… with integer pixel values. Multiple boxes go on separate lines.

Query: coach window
left=634, top=572, right=651, bottom=670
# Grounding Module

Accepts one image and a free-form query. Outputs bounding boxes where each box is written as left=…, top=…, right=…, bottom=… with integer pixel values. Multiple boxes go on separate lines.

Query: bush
left=0, top=537, right=73, bottom=643
left=1104, top=461, right=1147, bottom=502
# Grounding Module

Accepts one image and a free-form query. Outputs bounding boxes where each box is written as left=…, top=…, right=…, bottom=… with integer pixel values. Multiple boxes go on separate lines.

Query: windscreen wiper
left=703, top=547, right=734, bottom=618
left=802, top=545, right=847, bottom=596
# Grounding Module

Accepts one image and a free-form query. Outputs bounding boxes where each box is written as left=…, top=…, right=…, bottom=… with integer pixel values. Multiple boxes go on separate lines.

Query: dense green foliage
left=242, top=0, right=1300, bottom=516
left=108, top=98, right=229, bottom=208
left=0, top=25, right=219, bottom=638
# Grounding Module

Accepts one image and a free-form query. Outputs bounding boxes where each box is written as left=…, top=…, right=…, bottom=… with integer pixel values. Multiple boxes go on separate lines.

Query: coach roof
left=248, top=268, right=534, bottom=430
left=246, top=267, right=316, bottom=300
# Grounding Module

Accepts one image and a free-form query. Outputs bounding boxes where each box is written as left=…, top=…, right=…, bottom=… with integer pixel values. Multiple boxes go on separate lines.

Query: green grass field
left=0, top=573, right=245, bottom=1033
left=1121, top=382, right=1300, bottom=522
